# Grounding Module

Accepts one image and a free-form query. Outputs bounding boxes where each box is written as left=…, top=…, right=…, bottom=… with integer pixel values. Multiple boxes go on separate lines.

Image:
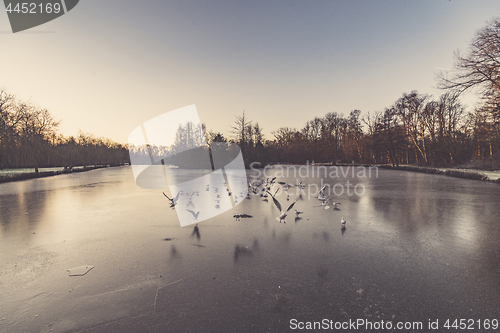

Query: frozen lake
left=1, top=166, right=499, bottom=332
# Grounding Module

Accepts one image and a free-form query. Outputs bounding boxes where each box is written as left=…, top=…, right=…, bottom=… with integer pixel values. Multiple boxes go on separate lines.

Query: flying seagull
left=249, top=182, right=260, bottom=195
left=267, top=190, right=296, bottom=223
left=317, top=185, right=328, bottom=201
left=315, top=197, right=332, bottom=210
left=163, top=191, right=182, bottom=208
left=186, top=191, right=199, bottom=204
left=187, top=209, right=200, bottom=221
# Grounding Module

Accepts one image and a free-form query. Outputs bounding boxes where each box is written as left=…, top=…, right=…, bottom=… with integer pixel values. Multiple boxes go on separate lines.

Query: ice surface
left=1, top=166, right=500, bottom=332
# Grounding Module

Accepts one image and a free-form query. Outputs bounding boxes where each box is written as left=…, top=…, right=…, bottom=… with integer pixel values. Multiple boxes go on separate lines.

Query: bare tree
left=16, top=104, right=59, bottom=172
left=437, top=18, right=500, bottom=120
left=231, top=110, right=251, bottom=146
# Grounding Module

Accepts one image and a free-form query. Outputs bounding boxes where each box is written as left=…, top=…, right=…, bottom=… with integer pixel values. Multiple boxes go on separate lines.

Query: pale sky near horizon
left=1, top=1, right=499, bottom=145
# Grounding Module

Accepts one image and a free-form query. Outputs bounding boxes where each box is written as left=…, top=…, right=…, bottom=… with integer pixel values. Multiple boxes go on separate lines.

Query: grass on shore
left=456, top=157, right=500, bottom=171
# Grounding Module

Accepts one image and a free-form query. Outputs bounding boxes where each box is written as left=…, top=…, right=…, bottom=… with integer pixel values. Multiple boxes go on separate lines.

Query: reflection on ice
left=341, top=226, right=347, bottom=236
left=191, top=225, right=200, bottom=240
left=234, top=239, right=259, bottom=262
left=233, top=213, right=253, bottom=221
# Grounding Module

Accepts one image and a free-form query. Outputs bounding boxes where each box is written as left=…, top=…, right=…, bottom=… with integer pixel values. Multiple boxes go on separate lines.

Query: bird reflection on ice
left=191, top=225, right=200, bottom=240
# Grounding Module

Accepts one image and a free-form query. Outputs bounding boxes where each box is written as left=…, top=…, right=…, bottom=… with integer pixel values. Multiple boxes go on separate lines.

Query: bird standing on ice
left=341, top=217, right=346, bottom=228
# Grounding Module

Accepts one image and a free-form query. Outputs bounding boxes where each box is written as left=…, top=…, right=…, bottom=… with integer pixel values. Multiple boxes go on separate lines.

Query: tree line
left=208, top=19, right=500, bottom=168
left=217, top=90, right=497, bottom=168
left=0, top=91, right=129, bottom=171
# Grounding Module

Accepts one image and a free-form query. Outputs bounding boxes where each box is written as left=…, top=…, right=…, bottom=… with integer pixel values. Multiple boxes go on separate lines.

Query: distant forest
left=207, top=19, right=500, bottom=169
left=218, top=90, right=497, bottom=168
left=4, top=19, right=500, bottom=171
left=0, top=90, right=129, bottom=171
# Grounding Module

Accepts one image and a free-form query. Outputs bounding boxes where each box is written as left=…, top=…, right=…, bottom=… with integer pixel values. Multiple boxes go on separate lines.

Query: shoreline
left=3, top=163, right=498, bottom=185
left=262, top=162, right=500, bottom=184
left=378, top=165, right=500, bottom=183
left=0, top=164, right=126, bottom=184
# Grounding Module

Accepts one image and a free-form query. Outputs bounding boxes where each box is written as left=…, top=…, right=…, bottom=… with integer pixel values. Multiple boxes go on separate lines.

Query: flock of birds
left=163, top=176, right=348, bottom=230
left=247, top=177, right=347, bottom=229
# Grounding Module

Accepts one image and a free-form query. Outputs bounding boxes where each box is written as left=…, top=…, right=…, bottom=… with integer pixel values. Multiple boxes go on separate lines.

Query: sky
left=1, top=0, right=499, bottom=145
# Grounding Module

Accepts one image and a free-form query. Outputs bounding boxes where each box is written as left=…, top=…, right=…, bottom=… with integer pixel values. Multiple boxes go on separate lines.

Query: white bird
left=185, top=191, right=199, bottom=205
left=261, top=188, right=277, bottom=199
left=267, top=191, right=296, bottom=223
left=187, top=209, right=200, bottom=221
left=341, top=217, right=346, bottom=228
left=315, top=197, right=331, bottom=209
left=249, top=182, right=259, bottom=194
left=316, top=185, right=328, bottom=201
left=296, top=178, right=305, bottom=189
left=263, top=177, right=276, bottom=191
left=250, top=179, right=263, bottom=187
left=163, top=191, right=182, bottom=208
left=294, top=209, right=303, bottom=218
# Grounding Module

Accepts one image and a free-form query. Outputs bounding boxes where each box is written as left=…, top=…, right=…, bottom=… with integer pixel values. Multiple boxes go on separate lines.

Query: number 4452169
left=5, top=2, right=62, bottom=14
left=444, top=319, right=498, bottom=330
